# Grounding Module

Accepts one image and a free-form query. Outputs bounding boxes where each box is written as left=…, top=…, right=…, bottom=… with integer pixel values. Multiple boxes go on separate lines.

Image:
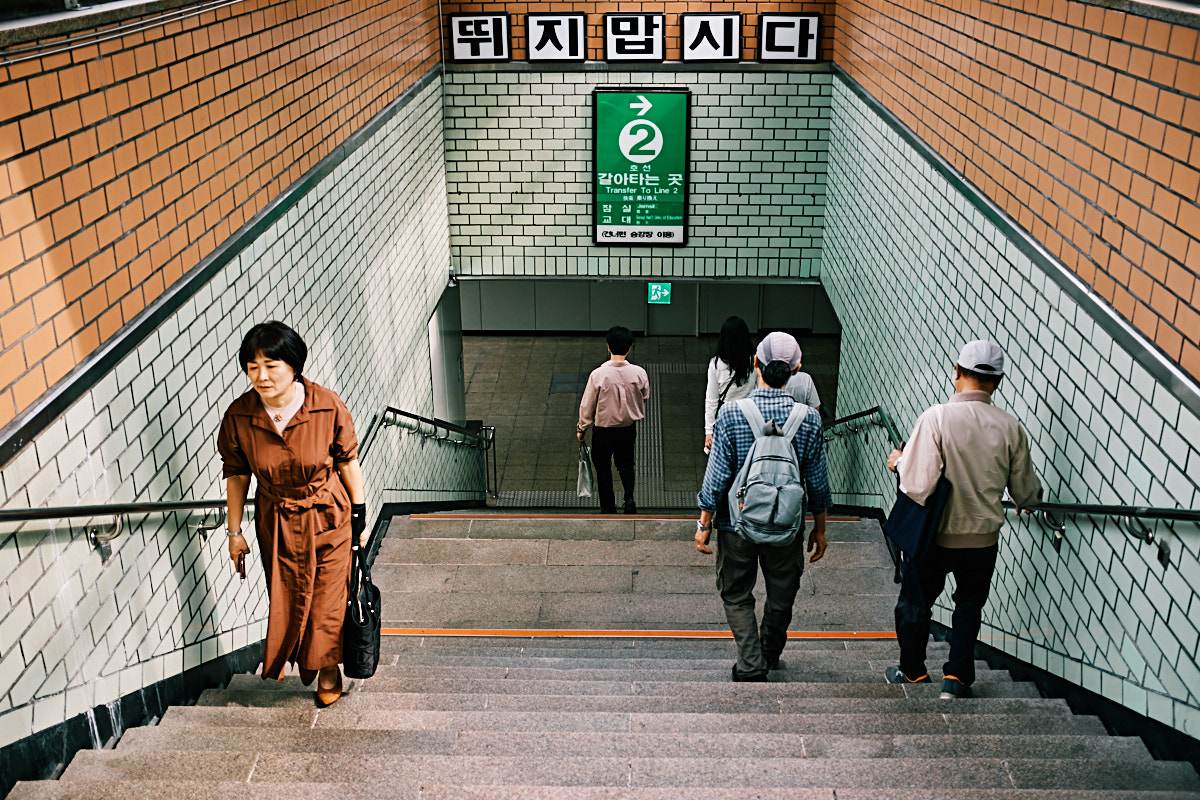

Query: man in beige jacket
left=884, top=340, right=1042, bottom=699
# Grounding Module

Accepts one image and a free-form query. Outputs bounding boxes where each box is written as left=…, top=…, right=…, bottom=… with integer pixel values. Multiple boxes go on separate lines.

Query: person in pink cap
left=884, top=340, right=1042, bottom=699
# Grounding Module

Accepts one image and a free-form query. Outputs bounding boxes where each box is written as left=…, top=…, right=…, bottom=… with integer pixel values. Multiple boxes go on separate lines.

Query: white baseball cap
left=756, top=331, right=802, bottom=371
left=956, top=340, right=1005, bottom=376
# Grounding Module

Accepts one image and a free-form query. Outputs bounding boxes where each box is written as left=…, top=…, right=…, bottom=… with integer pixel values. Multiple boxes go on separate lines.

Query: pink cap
left=755, top=331, right=802, bottom=371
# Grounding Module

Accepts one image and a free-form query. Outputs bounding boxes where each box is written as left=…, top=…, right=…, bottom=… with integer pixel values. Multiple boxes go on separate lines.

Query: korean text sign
left=593, top=89, right=690, bottom=246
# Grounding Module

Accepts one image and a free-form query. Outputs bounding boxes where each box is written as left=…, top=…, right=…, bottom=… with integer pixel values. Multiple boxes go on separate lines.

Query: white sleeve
left=704, top=358, right=720, bottom=435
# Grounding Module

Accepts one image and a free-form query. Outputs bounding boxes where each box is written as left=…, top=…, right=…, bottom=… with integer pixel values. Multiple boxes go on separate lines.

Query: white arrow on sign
left=630, top=95, right=652, bottom=116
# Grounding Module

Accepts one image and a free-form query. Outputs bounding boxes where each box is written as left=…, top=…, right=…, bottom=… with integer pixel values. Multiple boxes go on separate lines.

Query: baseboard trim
left=0, top=640, right=263, bottom=798
left=931, top=620, right=1200, bottom=775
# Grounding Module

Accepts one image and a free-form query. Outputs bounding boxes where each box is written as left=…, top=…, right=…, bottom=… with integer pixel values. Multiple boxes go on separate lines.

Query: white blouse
left=704, top=357, right=756, bottom=434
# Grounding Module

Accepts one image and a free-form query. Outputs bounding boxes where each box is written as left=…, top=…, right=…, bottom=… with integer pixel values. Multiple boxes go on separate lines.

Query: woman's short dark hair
left=239, top=321, right=306, bottom=379
left=606, top=325, right=634, bottom=356
left=761, top=360, right=792, bottom=389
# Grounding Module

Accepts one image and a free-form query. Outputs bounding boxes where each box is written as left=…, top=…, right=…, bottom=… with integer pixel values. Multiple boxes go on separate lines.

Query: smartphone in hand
left=237, top=552, right=246, bottom=580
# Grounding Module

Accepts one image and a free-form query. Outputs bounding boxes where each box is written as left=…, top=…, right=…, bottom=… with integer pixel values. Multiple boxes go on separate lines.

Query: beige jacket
left=898, top=390, right=1042, bottom=548
left=577, top=359, right=650, bottom=431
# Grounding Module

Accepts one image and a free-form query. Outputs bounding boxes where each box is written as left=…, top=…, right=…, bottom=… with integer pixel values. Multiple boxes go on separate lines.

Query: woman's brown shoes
left=315, top=666, right=343, bottom=706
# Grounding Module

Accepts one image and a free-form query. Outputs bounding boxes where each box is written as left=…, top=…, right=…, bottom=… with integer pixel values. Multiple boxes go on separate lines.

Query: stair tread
left=160, top=706, right=1104, bottom=735
left=58, top=751, right=1200, bottom=791
left=118, top=726, right=1152, bottom=761
left=350, top=678, right=1027, bottom=697
left=230, top=660, right=997, bottom=685
left=332, top=654, right=969, bottom=670
left=12, top=782, right=1200, bottom=800
left=379, top=638, right=912, bottom=653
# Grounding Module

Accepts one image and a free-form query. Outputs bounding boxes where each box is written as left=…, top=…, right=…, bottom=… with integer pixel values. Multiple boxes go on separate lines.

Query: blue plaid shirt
left=697, top=388, right=833, bottom=532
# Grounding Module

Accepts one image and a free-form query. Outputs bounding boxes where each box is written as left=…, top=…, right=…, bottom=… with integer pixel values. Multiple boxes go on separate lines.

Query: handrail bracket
left=87, top=515, right=122, bottom=549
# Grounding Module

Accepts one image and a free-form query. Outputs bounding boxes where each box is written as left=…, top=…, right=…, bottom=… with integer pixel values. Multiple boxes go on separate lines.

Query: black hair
left=761, top=360, right=792, bottom=389
left=714, top=316, right=754, bottom=386
left=239, top=321, right=307, bottom=379
left=960, top=365, right=1001, bottom=389
left=606, top=325, right=634, bottom=356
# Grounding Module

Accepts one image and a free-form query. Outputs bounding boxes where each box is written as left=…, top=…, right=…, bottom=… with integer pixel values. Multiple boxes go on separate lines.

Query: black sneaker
left=731, top=664, right=767, bottom=683
left=884, top=666, right=931, bottom=684
left=940, top=676, right=972, bottom=699
left=623, top=500, right=637, bottom=515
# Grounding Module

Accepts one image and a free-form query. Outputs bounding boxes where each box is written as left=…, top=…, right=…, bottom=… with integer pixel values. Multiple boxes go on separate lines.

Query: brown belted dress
left=217, top=377, right=357, bottom=680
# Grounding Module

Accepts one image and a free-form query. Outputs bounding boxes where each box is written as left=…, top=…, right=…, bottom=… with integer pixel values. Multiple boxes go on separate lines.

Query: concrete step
left=229, top=664, right=1002, bottom=689
left=418, top=789, right=1200, bottom=800
left=116, top=725, right=1152, bottom=762
left=56, top=751, right=1200, bottom=791
left=13, top=783, right=1200, bottom=800
left=216, top=682, right=1035, bottom=710
left=348, top=678, right=1029, bottom=698
left=377, top=642, right=923, bottom=660
left=8, top=781, right=410, bottom=800
left=347, top=653, right=972, bottom=672
left=379, top=637, right=911, bottom=654
left=161, top=706, right=1106, bottom=735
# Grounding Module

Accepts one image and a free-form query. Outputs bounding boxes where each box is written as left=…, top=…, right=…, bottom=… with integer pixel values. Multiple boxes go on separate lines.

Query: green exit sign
left=647, top=282, right=672, bottom=304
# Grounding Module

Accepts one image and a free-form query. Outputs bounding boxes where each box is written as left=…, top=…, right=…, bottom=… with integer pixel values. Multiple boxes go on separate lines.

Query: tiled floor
left=464, top=333, right=840, bottom=509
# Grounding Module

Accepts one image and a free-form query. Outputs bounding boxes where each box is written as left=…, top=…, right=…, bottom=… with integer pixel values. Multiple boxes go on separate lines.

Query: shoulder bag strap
left=781, top=402, right=810, bottom=440
left=736, top=398, right=768, bottom=439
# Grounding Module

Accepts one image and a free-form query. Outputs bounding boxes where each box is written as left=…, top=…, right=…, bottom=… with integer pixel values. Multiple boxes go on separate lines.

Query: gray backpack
left=727, top=399, right=810, bottom=546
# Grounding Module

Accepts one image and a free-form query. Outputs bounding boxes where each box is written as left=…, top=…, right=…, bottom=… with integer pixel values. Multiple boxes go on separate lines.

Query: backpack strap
left=736, top=398, right=769, bottom=439
left=781, top=402, right=810, bottom=440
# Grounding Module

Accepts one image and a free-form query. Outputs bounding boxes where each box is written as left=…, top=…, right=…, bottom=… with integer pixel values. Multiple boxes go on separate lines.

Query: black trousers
left=894, top=543, right=998, bottom=685
left=716, top=527, right=805, bottom=677
left=591, top=424, right=636, bottom=511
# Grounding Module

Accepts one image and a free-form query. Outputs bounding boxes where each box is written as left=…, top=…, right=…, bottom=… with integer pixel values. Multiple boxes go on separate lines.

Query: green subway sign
left=647, top=282, right=672, bottom=304
left=593, top=88, right=690, bottom=246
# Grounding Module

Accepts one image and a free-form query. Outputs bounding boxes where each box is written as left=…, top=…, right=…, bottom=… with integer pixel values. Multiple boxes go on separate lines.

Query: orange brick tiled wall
left=834, top=0, right=1200, bottom=379
left=0, top=0, right=439, bottom=430
left=438, top=1, right=835, bottom=62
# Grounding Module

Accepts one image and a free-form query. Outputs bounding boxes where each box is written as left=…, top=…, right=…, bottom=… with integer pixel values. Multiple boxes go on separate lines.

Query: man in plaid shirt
left=695, top=331, right=832, bottom=682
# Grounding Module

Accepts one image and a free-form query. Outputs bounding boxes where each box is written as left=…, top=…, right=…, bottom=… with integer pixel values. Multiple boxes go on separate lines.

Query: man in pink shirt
left=577, top=326, right=650, bottom=514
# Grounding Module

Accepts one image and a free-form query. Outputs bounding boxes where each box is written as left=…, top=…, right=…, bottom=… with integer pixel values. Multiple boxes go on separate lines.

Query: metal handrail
left=379, top=407, right=493, bottom=448
left=372, top=407, right=497, bottom=497
left=0, top=403, right=499, bottom=543
left=823, top=405, right=1199, bottom=567
left=823, top=405, right=903, bottom=448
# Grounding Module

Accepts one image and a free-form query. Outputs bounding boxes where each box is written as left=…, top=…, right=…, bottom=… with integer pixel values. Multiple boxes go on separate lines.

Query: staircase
left=9, top=514, right=1200, bottom=798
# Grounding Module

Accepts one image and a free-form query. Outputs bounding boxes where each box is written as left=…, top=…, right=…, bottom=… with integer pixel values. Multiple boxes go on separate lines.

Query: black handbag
left=343, top=548, right=381, bottom=679
left=884, top=475, right=952, bottom=562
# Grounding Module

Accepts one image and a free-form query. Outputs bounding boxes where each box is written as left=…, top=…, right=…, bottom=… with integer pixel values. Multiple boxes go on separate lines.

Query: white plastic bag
left=577, top=444, right=595, bottom=498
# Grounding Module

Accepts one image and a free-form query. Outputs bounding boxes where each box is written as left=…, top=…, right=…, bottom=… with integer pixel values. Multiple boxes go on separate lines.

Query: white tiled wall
left=444, top=68, right=830, bottom=279
left=822, top=77, right=1200, bottom=739
left=0, top=77, right=477, bottom=748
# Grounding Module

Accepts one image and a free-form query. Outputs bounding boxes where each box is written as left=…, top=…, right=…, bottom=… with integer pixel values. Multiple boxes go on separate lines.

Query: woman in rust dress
left=218, top=321, right=367, bottom=706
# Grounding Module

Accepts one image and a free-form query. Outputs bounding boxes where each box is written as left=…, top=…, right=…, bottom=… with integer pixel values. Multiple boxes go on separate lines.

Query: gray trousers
left=715, top=527, right=805, bottom=677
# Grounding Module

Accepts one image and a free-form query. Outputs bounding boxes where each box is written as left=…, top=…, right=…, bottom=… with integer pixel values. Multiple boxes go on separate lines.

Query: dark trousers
left=591, top=424, right=636, bottom=511
left=895, top=543, right=998, bottom=685
left=716, top=527, right=804, bottom=677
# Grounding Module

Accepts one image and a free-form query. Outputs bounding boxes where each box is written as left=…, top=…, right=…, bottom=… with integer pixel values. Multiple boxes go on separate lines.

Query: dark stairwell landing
left=463, top=333, right=840, bottom=509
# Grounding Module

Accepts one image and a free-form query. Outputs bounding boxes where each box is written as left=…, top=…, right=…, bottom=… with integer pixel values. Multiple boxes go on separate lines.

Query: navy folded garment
left=884, top=476, right=952, bottom=561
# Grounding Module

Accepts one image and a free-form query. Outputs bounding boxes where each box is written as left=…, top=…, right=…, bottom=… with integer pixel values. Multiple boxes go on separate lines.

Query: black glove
left=350, top=503, right=367, bottom=547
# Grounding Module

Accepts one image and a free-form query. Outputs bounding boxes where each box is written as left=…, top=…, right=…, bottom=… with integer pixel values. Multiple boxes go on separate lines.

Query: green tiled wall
left=822, top=76, right=1200, bottom=739
left=444, top=67, right=830, bottom=279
